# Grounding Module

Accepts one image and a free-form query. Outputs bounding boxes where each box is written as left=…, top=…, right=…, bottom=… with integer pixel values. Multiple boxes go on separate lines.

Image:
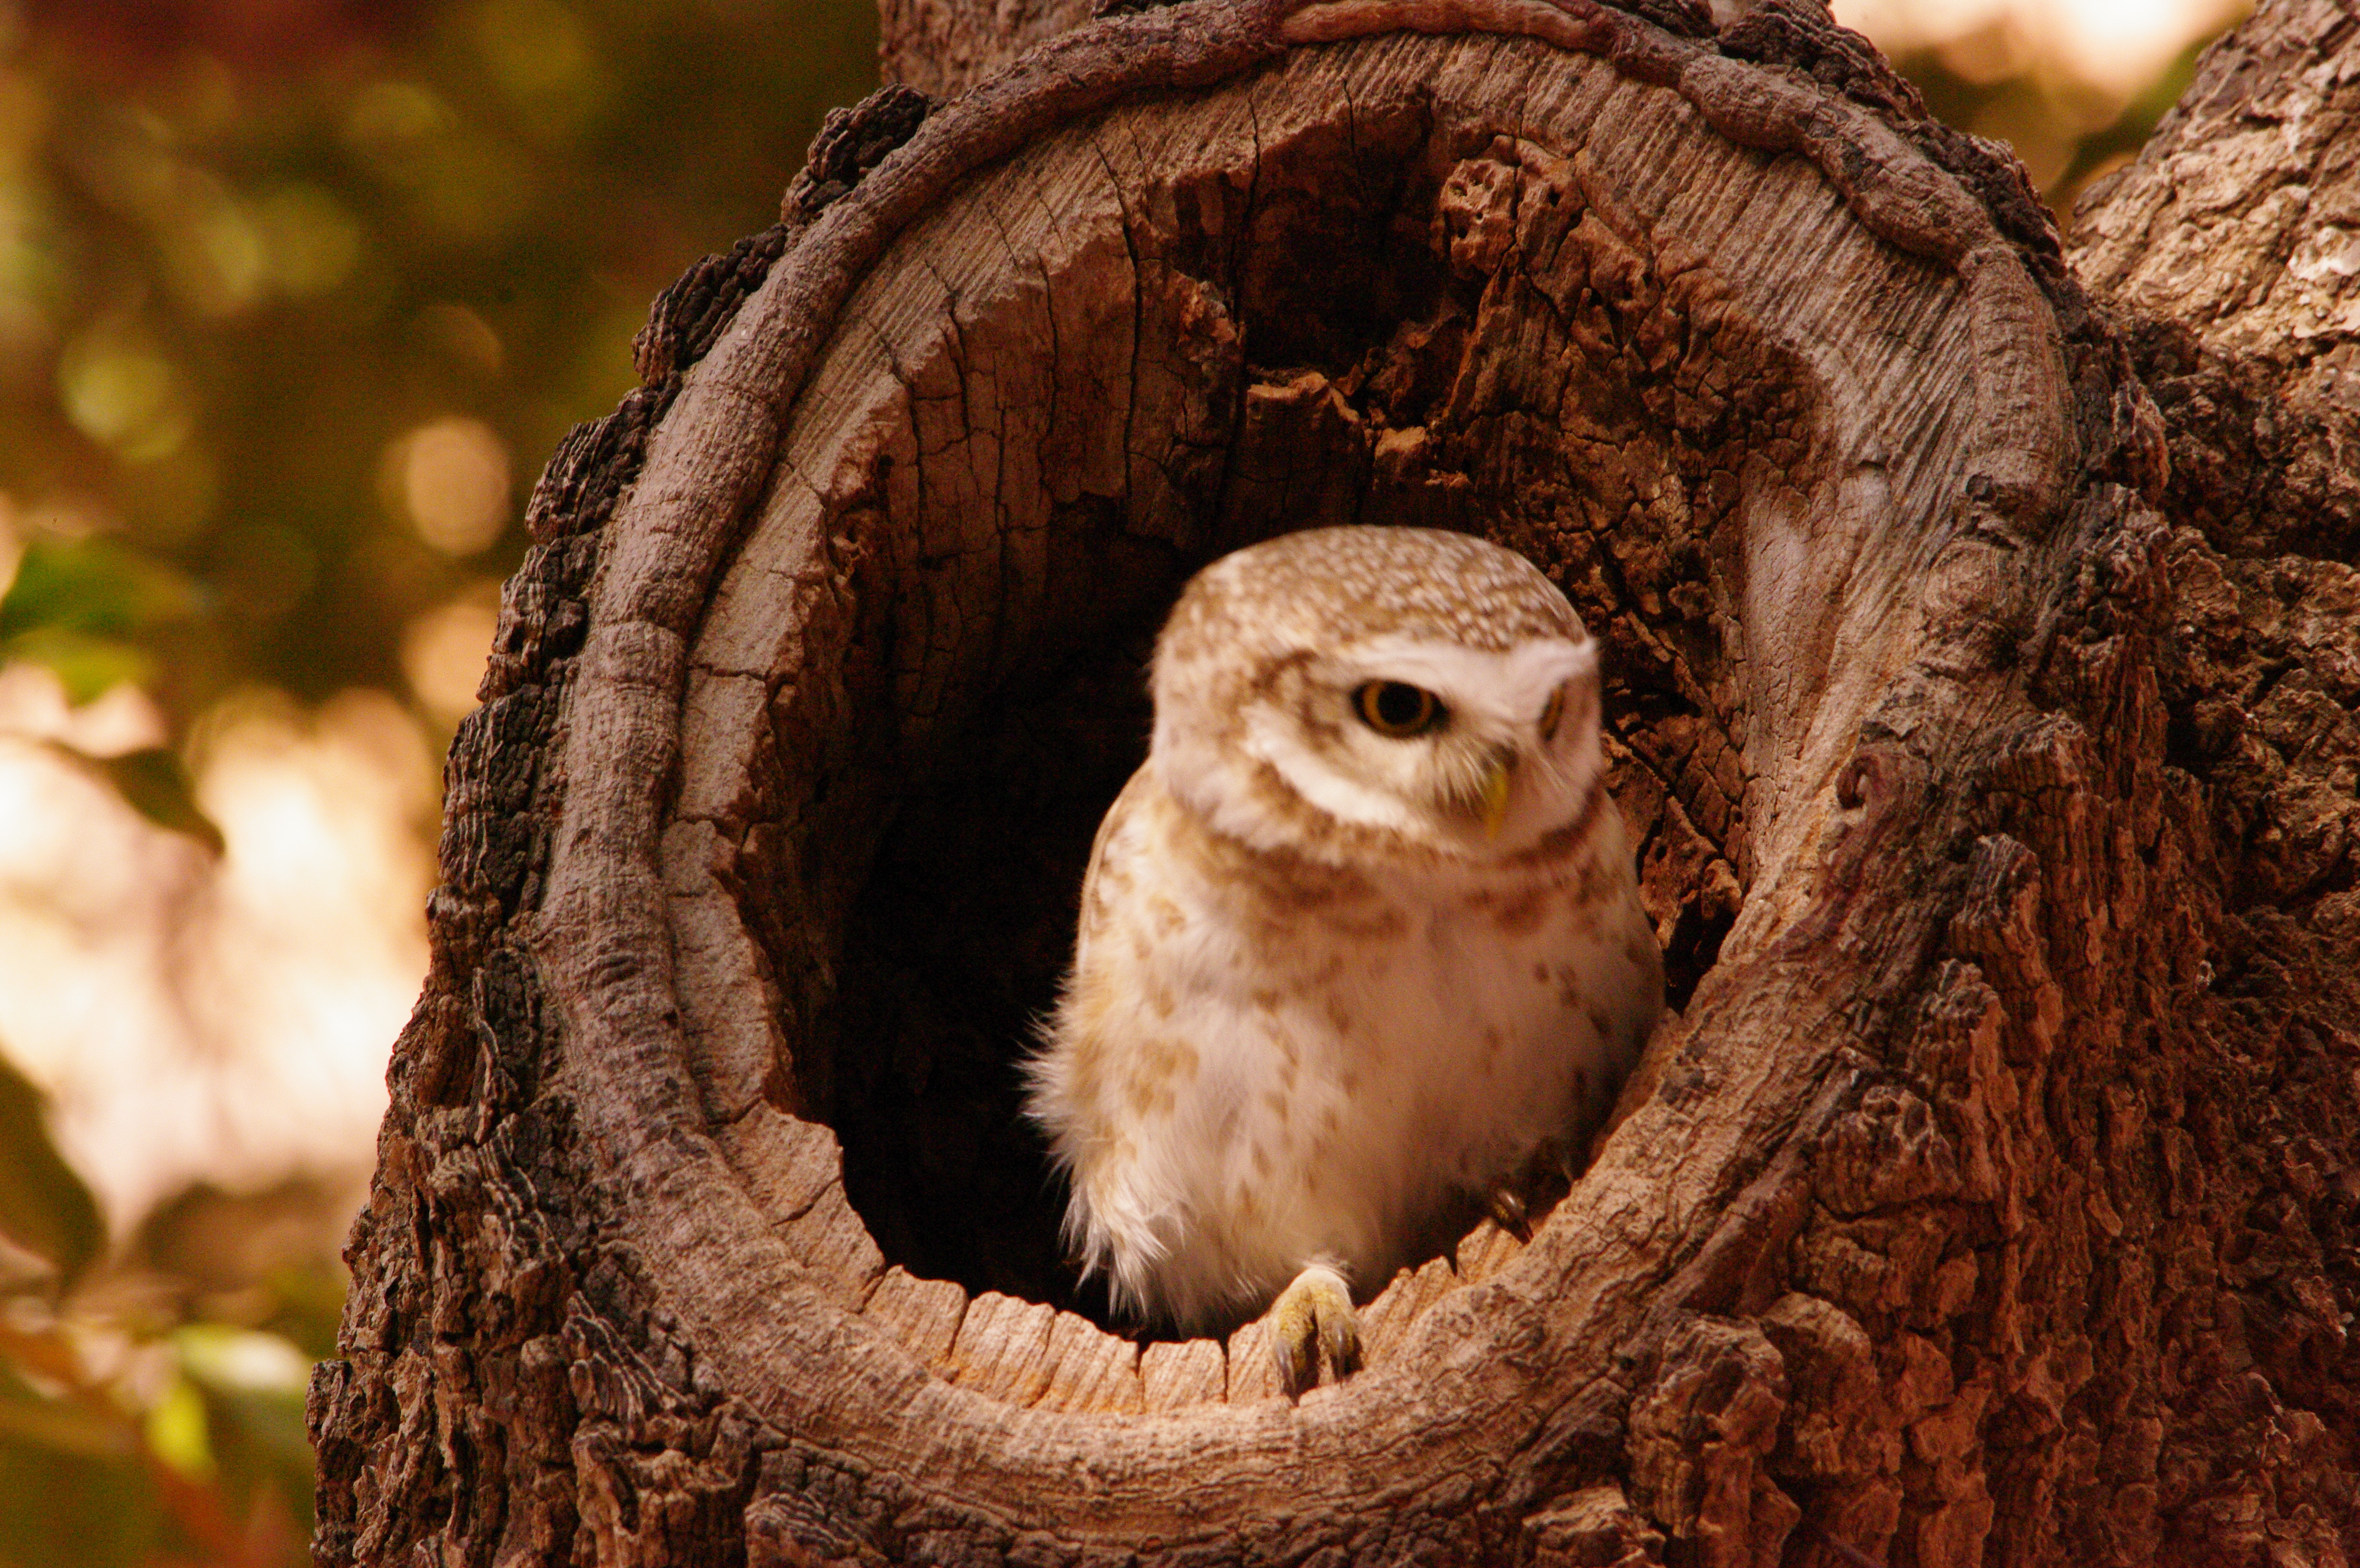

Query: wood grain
left=308, top=2, right=2360, bottom=1563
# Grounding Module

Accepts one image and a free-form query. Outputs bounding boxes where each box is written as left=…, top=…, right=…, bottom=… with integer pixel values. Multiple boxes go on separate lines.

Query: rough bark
left=309, top=2, right=2360, bottom=1565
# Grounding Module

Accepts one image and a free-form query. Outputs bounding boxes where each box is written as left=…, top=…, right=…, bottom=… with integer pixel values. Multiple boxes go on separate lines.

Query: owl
left=1025, top=526, right=1663, bottom=1398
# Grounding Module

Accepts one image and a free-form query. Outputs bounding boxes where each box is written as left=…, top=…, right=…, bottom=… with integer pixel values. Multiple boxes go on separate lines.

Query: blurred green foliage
left=0, top=1048, right=335, bottom=1568
left=1890, top=23, right=2231, bottom=220
left=0, top=1055, right=102, bottom=1290
left=0, top=0, right=875, bottom=746
left=0, top=3, right=876, bottom=1561
left=0, top=535, right=204, bottom=702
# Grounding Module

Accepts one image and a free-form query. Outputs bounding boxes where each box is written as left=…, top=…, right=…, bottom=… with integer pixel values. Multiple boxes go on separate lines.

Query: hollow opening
left=733, top=105, right=1807, bottom=1329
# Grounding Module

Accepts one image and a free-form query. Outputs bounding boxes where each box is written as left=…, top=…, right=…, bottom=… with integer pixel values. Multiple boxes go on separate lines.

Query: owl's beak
left=1479, top=754, right=1515, bottom=838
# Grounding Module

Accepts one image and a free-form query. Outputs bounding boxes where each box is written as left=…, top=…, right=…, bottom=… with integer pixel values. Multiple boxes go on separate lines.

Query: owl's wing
left=1032, top=761, right=1179, bottom=1311
left=1075, top=762, right=1156, bottom=917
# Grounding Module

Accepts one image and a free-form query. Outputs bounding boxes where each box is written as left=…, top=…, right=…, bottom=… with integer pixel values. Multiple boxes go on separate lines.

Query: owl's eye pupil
left=1355, top=681, right=1443, bottom=737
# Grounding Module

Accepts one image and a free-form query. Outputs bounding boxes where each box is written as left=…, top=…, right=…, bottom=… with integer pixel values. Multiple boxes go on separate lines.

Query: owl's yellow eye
left=1354, top=681, right=1445, bottom=738
left=1538, top=685, right=1566, bottom=741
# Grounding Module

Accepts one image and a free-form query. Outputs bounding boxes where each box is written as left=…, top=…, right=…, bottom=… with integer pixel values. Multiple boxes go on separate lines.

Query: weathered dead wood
left=310, top=2, right=2360, bottom=1564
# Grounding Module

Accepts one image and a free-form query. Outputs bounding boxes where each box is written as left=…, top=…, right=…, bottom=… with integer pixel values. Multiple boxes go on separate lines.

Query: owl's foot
left=1486, top=1186, right=1534, bottom=1242
left=1269, top=1262, right=1360, bottom=1401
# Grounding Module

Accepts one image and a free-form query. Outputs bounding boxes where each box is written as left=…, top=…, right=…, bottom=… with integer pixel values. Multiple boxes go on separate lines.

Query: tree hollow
left=322, top=2, right=2354, bottom=1562
left=542, top=0, right=2061, bottom=1501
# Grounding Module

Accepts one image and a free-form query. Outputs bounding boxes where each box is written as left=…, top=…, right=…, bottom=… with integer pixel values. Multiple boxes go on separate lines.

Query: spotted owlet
left=1025, top=526, right=1662, bottom=1398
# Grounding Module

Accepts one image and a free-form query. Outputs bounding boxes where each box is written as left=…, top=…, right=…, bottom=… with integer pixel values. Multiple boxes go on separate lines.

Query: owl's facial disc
left=1238, top=633, right=1602, bottom=856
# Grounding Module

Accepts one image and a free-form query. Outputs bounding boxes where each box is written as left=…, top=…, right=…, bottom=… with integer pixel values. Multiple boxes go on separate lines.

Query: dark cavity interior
left=762, top=108, right=1777, bottom=1323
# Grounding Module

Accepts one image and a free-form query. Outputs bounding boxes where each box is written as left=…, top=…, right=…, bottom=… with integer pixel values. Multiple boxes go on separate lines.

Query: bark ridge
left=309, top=3, right=2360, bottom=1564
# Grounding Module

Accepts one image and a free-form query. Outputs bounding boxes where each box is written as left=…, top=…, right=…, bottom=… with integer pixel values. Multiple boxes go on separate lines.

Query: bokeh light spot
left=400, top=579, right=501, bottom=724
left=175, top=182, right=268, bottom=315
left=58, top=328, right=192, bottom=461
left=340, top=79, right=454, bottom=161
left=474, top=0, right=608, bottom=141
left=394, top=414, right=511, bottom=555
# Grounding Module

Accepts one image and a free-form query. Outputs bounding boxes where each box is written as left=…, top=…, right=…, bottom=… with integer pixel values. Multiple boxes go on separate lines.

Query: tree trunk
left=308, top=2, right=2360, bottom=1564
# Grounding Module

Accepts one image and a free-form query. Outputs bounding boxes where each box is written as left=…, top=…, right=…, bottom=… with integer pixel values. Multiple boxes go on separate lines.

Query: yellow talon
left=1269, top=1262, right=1360, bottom=1400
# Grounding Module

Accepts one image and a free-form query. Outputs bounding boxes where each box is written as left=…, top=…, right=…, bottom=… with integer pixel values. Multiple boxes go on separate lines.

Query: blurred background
left=0, top=0, right=2247, bottom=1561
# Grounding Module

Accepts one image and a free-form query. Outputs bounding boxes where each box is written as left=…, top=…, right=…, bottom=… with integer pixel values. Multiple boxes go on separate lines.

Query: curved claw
left=1270, top=1262, right=1360, bottom=1401
left=1487, top=1185, right=1533, bottom=1242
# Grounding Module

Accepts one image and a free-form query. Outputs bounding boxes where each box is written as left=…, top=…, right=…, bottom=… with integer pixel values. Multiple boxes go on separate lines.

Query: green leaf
left=175, top=1328, right=315, bottom=1535
left=0, top=536, right=203, bottom=645
left=141, top=1377, right=212, bottom=1480
left=0, top=537, right=204, bottom=707
left=0, top=629, right=153, bottom=706
left=46, top=744, right=226, bottom=856
left=0, top=1053, right=105, bottom=1291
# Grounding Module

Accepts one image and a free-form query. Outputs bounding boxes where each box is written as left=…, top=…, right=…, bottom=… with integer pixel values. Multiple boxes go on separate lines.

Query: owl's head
left=1150, top=527, right=1607, bottom=865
